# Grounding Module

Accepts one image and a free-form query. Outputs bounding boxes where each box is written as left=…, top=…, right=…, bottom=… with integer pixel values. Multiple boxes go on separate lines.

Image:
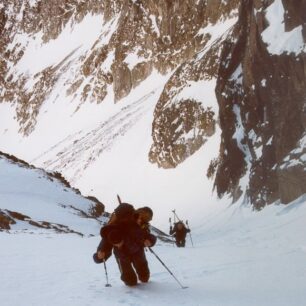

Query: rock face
left=1, top=0, right=306, bottom=209
left=149, top=1, right=240, bottom=168
left=149, top=98, right=216, bottom=168
left=214, top=0, right=306, bottom=208
left=0, top=0, right=239, bottom=134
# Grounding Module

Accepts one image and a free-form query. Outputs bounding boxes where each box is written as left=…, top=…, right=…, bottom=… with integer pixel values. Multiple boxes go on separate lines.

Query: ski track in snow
left=31, top=89, right=158, bottom=182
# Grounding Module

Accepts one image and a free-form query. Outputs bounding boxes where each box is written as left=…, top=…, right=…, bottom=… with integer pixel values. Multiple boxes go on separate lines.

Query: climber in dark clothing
left=170, top=221, right=190, bottom=247
left=93, top=203, right=156, bottom=286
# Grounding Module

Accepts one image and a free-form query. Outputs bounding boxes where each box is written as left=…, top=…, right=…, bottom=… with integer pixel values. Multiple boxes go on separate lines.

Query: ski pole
left=103, top=259, right=111, bottom=287
left=186, top=220, right=194, bottom=247
left=148, top=247, right=188, bottom=289
left=117, top=194, right=122, bottom=205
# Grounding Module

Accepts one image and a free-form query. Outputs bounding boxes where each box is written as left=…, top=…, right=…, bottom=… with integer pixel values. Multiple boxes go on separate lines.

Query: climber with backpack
left=169, top=221, right=190, bottom=247
left=93, top=202, right=156, bottom=287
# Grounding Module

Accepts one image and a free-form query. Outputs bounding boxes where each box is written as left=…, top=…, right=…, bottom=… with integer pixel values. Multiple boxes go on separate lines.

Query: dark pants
left=175, top=238, right=186, bottom=247
left=115, top=249, right=150, bottom=286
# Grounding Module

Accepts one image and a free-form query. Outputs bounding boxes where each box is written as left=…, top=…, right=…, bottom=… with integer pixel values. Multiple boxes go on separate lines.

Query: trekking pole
left=103, top=259, right=112, bottom=287
left=186, top=220, right=194, bottom=248
left=148, top=247, right=188, bottom=289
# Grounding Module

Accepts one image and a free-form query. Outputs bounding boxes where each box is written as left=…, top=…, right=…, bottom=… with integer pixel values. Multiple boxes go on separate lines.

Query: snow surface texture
left=1, top=197, right=306, bottom=306
left=2, top=149, right=305, bottom=305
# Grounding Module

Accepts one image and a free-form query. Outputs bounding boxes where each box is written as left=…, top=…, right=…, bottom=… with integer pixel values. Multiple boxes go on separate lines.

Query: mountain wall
left=0, top=0, right=305, bottom=210
left=0, top=0, right=238, bottom=134
left=214, top=0, right=306, bottom=208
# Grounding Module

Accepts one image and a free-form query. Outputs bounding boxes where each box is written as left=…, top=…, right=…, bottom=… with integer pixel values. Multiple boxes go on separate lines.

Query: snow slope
left=1, top=196, right=306, bottom=306
left=0, top=154, right=104, bottom=236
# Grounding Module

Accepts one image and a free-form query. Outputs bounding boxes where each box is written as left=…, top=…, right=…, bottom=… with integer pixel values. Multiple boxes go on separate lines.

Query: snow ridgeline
left=0, top=152, right=106, bottom=236
left=1, top=195, right=306, bottom=306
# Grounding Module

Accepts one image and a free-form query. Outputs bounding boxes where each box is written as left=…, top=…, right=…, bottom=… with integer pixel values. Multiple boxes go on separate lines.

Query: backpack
left=108, top=203, right=135, bottom=225
left=174, top=221, right=186, bottom=231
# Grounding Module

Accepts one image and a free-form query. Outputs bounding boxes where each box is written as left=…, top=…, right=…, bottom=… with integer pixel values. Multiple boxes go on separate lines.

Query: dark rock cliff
left=214, top=0, right=306, bottom=208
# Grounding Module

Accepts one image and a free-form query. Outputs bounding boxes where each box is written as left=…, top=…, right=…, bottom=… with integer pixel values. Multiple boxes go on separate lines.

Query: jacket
left=98, top=220, right=156, bottom=260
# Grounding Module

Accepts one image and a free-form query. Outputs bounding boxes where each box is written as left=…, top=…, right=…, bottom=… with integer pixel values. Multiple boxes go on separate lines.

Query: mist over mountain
left=0, top=0, right=305, bottom=216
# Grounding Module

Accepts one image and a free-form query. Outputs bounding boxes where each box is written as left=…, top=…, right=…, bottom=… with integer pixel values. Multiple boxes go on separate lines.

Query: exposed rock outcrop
left=214, top=0, right=306, bottom=208
left=0, top=0, right=239, bottom=134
